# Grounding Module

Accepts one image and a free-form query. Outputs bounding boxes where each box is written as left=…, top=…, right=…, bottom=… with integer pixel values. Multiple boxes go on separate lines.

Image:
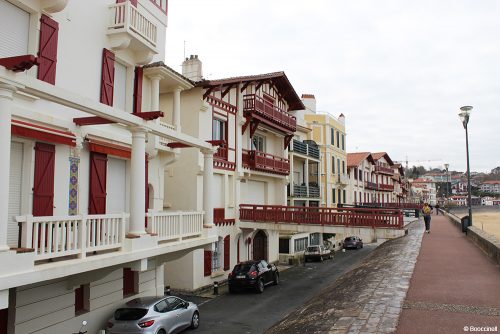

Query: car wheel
left=273, top=273, right=279, bottom=285
left=361, top=244, right=363, bottom=249
left=256, top=279, right=265, bottom=293
left=158, top=330, right=166, bottom=334
left=190, top=311, right=200, bottom=329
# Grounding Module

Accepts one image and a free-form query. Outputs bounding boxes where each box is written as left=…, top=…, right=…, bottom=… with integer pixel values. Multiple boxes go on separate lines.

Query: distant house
left=480, top=180, right=500, bottom=194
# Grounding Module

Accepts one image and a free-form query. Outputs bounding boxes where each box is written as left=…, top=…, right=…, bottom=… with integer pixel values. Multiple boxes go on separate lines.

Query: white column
left=172, top=87, right=181, bottom=132
left=202, top=149, right=215, bottom=227
left=150, top=76, right=161, bottom=111
left=0, top=84, right=16, bottom=252
left=236, top=84, right=244, bottom=173
left=129, top=127, right=148, bottom=235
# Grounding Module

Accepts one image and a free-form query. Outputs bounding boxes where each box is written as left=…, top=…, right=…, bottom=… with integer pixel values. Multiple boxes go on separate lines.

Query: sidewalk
left=397, top=213, right=500, bottom=333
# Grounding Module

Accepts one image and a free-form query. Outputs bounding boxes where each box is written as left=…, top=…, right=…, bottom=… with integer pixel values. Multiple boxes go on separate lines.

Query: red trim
left=223, top=235, right=230, bottom=271
left=88, top=139, right=131, bottom=159
left=204, top=250, right=212, bottom=277
left=166, top=142, right=191, bottom=148
left=11, top=120, right=76, bottom=147
left=74, top=116, right=117, bottom=126
left=0, top=55, right=38, bottom=72
left=37, top=15, right=58, bottom=84
left=133, top=66, right=143, bottom=114
left=89, top=152, right=107, bottom=215
left=134, top=111, right=164, bottom=120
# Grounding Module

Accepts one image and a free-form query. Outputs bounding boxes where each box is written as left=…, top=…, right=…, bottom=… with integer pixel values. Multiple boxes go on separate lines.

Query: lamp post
left=444, top=163, right=449, bottom=200
left=459, top=106, right=473, bottom=228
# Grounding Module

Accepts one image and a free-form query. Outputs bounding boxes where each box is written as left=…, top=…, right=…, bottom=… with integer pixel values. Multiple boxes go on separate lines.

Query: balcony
left=155, top=121, right=176, bottom=151
left=291, top=140, right=320, bottom=160
left=338, top=174, right=349, bottom=185
left=107, top=1, right=159, bottom=62
left=213, top=208, right=235, bottom=226
left=374, top=165, right=394, bottom=175
left=242, top=149, right=290, bottom=175
left=379, top=184, right=395, bottom=192
left=243, top=94, right=296, bottom=133
left=146, top=211, right=204, bottom=241
left=214, top=146, right=236, bottom=171
left=365, top=181, right=378, bottom=190
left=308, top=185, right=320, bottom=198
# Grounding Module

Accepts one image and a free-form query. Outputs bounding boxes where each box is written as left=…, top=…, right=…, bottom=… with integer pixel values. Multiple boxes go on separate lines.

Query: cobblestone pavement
left=265, top=221, right=424, bottom=334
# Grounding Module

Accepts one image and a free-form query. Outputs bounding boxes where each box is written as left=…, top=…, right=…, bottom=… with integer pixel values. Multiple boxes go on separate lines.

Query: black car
left=227, top=260, right=279, bottom=293
left=343, top=236, right=363, bottom=249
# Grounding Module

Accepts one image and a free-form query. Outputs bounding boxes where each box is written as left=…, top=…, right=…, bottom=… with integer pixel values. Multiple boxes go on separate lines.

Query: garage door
left=0, top=0, right=29, bottom=58
left=8, top=142, right=23, bottom=246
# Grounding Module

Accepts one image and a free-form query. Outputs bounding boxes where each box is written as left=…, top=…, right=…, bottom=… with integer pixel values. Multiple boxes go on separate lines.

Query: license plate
left=236, top=275, right=245, bottom=279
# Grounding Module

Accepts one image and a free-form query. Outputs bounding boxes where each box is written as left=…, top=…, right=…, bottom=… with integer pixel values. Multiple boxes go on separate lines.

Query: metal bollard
left=164, top=285, right=171, bottom=296
left=213, top=281, right=219, bottom=295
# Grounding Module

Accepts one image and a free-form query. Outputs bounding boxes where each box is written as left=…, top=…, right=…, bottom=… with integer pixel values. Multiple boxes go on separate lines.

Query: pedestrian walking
left=422, top=203, right=432, bottom=233
left=435, top=203, right=440, bottom=215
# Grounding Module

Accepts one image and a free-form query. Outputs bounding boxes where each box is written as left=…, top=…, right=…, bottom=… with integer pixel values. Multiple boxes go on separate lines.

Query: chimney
left=301, top=94, right=316, bottom=113
left=338, top=113, right=345, bottom=124
left=182, top=54, right=203, bottom=81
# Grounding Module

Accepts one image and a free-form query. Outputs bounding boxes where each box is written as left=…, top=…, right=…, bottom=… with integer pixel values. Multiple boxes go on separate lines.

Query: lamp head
left=458, top=106, right=472, bottom=128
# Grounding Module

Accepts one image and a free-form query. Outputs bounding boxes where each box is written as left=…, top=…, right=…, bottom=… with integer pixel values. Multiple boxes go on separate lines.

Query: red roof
left=347, top=152, right=375, bottom=168
left=196, top=71, right=305, bottom=111
left=372, top=152, right=394, bottom=165
left=301, top=94, right=315, bottom=99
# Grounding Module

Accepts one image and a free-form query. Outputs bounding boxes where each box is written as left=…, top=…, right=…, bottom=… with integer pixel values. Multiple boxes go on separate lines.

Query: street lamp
left=459, top=106, right=473, bottom=229
left=444, top=163, right=449, bottom=199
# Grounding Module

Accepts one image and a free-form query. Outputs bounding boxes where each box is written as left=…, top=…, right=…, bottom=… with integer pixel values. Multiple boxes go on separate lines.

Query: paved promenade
left=397, top=213, right=500, bottom=333
left=266, top=213, right=500, bottom=333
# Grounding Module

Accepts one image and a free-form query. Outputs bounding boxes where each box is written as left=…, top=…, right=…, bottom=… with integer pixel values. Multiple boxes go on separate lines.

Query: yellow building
left=302, top=95, right=347, bottom=207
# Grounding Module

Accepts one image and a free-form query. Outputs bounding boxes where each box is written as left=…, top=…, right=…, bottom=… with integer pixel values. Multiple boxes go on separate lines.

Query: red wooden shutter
left=89, top=152, right=107, bottom=214
left=123, top=268, right=138, bottom=296
left=37, top=15, right=59, bottom=85
left=223, top=235, right=230, bottom=271
left=204, top=250, right=212, bottom=276
left=133, top=66, right=143, bottom=114
left=33, top=142, right=55, bottom=216
left=100, top=49, right=115, bottom=106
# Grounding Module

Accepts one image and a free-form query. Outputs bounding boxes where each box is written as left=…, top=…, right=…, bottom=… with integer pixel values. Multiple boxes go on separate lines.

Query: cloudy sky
left=165, top=0, right=500, bottom=173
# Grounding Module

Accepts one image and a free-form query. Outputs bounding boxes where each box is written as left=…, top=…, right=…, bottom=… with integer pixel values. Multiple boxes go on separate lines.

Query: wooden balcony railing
left=240, top=204, right=403, bottom=229
left=16, top=213, right=127, bottom=261
left=357, top=202, right=421, bottom=210
left=243, top=94, right=296, bottom=132
left=213, top=208, right=235, bottom=226
left=242, top=149, right=290, bottom=175
left=374, top=165, right=394, bottom=175
left=379, top=184, right=395, bottom=191
left=365, top=181, right=378, bottom=190
left=146, top=211, right=204, bottom=241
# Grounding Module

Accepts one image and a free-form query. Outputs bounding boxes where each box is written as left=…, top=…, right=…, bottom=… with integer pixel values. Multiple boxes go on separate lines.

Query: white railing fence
left=108, top=1, right=158, bottom=47
left=147, top=211, right=204, bottom=242
left=17, top=214, right=127, bottom=261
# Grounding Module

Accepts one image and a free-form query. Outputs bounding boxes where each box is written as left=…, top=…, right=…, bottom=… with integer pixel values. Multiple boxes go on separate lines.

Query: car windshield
left=233, top=263, right=253, bottom=273
left=345, top=237, right=355, bottom=241
left=114, top=308, right=148, bottom=321
left=307, top=246, right=319, bottom=252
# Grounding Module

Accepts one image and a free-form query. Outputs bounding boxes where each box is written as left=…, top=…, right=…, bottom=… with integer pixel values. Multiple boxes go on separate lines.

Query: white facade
left=0, top=1, right=217, bottom=333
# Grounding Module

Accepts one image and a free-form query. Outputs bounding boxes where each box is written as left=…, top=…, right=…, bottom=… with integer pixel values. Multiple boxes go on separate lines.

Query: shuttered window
left=89, top=152, right=107, bottom=214
left=204, top=250, right=212, bottom=276
left=223, top=235, right=230, bottom=271
left=100, top=49, right=115, bottom=106
left=8, top=142, right=23, bottom=246
left=0, top=0, right=29, bottom=58
left=33, top=143, right=55, bottom=217
left=37, top=15, right=59, bottom=84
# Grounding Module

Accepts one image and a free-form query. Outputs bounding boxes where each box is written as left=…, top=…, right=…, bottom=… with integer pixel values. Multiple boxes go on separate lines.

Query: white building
left=0, top=1, right=218, bottom=333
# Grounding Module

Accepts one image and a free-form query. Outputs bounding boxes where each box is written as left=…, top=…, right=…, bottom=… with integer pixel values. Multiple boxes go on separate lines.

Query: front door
left=252, top=230, right=267, bottom=261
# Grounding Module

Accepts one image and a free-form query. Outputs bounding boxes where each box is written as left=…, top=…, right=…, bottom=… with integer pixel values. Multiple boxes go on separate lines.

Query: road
left=179, top=244, right=377, bottom=334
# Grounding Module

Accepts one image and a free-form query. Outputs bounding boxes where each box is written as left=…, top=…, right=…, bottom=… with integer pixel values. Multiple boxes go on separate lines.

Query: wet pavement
left=266, top=220, right=424, bottom=334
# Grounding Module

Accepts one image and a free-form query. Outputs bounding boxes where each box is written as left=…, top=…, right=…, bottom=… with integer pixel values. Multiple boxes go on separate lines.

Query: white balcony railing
left=146, top=211, right=204, bottom=242
left=108, top=1, right=158, bottom=48
left=157, top=121, right=176, bottom=149
left=16, top=214, right=128, bottom=261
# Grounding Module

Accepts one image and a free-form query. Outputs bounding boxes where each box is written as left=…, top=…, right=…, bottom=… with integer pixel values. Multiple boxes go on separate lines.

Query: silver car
left=107, top=296, right=199, bottom=334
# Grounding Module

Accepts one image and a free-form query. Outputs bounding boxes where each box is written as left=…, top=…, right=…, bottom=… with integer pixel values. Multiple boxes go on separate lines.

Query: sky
left=164, top=0, right=500, bottom=173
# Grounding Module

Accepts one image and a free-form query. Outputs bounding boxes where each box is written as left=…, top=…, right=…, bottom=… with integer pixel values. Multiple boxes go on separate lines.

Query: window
left=343, top=190, right=346, bottom=203
left=279, top=238, right=290, bottom=254
left=338, top=189, right=342, bottom=204
left=332, top=188, right=336, bottom=203
left=0, top=0, right=29, bottom=58
left=154, top=300, right=169, bottom=313
left=341, top=134, right=345, bottom=150
left=212, top=239, right=222, bottom=272
left=342, top=161, right=345, bottom=174
left=212, top=118, right=226, bottom=141
left=354, top=191, right=357, bottom=203
left=167, top=297, right=184, bottom=311
left=75, top=284, right=89, bottom=315
left=114, top=61, right=127, bottom=111
left=337, top=159, right=340, bottom=175
left=354, top=168, right=358, bottom=180
left=359, top=170, right=363, bottom=181
left=123, top=268, right=138, bottom=297
left=310, top=233, right=320, bottom=245
left=331, top=155, right=335, bottom=173
left=252, top=135, right=265, bottom=152
left=330, top=128, right=334, bottom=145
left=294, top=237, right=308, bottom=252
left=336, top=131, right=340, bottom=148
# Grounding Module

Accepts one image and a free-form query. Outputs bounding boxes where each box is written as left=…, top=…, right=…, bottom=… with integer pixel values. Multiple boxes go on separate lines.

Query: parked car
left=304, top=245, right=332, bottom=262
left=343, top=236, right=363, bottom=249
left=228, top=260, right=279, bottom=293
left=106, top=296, right=199, bottom=334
